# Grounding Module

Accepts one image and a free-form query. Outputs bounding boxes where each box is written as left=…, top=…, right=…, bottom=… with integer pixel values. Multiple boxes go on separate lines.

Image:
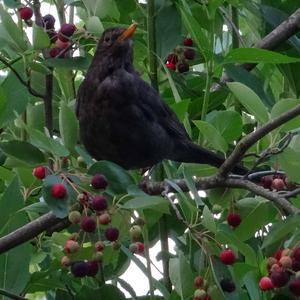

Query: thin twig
left=0, top=288, right=27, bottom=300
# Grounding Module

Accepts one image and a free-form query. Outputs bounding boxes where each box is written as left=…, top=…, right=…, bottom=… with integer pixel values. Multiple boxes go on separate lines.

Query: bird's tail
left=172, top=142, right=248, bottom=175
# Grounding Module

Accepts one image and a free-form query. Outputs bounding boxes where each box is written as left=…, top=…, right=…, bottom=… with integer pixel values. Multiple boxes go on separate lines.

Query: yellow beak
left=117, top=23, right=138, bottom=42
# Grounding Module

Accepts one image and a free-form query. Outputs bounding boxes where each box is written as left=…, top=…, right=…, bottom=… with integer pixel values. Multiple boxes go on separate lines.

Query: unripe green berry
left=68, top=211, right=81, bottom=224
left=129, top=225, right=142, bottom=241
left=92, top=251, right=103, bottom=262
left=212, top=204, right=223, bottom=214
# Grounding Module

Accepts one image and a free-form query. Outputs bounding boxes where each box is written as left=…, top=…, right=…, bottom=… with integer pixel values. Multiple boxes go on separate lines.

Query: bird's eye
left=104, top=37, right=110, bottom=43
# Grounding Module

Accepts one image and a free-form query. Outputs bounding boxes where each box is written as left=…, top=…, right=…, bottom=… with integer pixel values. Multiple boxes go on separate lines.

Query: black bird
left=76, top=24, right=247, bottom=174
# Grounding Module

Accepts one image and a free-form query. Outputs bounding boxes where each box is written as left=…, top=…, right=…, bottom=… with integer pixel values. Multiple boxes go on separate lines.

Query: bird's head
left=96, top=23, right=137, bottom=57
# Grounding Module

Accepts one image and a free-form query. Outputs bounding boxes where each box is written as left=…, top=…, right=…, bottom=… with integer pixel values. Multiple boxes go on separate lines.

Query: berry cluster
left=260, top=174, right=287, bottom=191
left=129, top=224, right=145, bottom=255
left=165, top=38, right=196, bottom=73
left=193, top=276, right=211, bottom=300
left=259, top=247, right=300, bottom=296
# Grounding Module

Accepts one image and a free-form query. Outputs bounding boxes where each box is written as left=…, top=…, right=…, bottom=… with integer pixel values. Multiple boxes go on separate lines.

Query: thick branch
left=218, top=104, right=300, bottom=176
left=0, top=289, right=27, bottom=300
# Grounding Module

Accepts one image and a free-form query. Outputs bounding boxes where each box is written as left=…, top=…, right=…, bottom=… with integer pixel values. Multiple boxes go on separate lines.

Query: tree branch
left=0, top=289, right=27, bottom=300
left=218, top=104, right=300, bottom=176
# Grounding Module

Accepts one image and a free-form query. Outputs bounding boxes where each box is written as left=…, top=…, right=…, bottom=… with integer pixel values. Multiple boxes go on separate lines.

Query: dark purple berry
left=184, top=48, right=195, bottom=60
left=91, top=195, right=107, bottom=211
left=220, top=278, right=235, bottom=293
left=105, top=227, right=119, bottom=242
left=86, top=261, right=99, bottom=277
left=43, top=14, right=55, bottom=29
left=71, top=261, right=88, bottom=277
left=270, top=271, right=289, bottom=288
left=183, top=38, right=193, bottom=46
left=81, top=216, right=96, bottom=232
left=292, top=260, right=300, bottom=271
left=48, top=30, right=58, bottom=43
left=91, top=174, right=108, bottom=189
left=289, top=279, right=300, bottom=296
left=177, top=63, right=189, bottom=73
left=60, top=23, right=76, bottom=37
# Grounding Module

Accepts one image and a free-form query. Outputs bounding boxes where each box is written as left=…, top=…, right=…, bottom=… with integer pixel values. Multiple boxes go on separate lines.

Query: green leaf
left=77, top=285, right=126, bottom=300
left=207, top=111, right=243, bottom=143
left=3, top=0, right=20, bottom=8
left=169, top=252, right=194, bottom=299
left=278, top=148, right=300, bottom=182
left=223, top=48, right=300, bottom=65
left=271, top=99, right=300, bottom=132
left=227, top=82, right=269, bottom=123
left=121, top=195, right=169, bottom=214
left=0, top=4, right=28, bottom=51
left=193, top=120, right=228, bottom=153
left=42, top=175, right=69, bottom=218
left=202, top=206, right=217, bottom=233
left=86, top=16, right=104, bottom=36
left=262, top=215, right=300, bottom=248
left=59, top=102, right=79, bottom=154
left=88, top=161, right=135, bottom=195
left=45, top=57, right=91, bottom=70
left=32, top=24, right=50, bottom=50
left=0, top=140, right=45, bottom=165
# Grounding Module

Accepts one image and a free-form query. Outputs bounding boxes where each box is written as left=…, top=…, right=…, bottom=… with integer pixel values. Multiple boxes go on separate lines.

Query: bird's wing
left=137, top=78, right=190, bottom=141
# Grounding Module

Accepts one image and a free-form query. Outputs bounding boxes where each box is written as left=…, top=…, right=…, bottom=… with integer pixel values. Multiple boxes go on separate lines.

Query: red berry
left=71, top=261, right=88, bottom=277
left=227, top=213, right=242, bottom=228
left=279, top=256, right=292, bottom=268
left=177, top=63, right=189, bottom=73
left=95, top=241, right=105, bottom=252
left=91, top=195, right=107, bottom=211
left=272, top=178, right=286, bottom=191
left=166, top=63, right=176, bottom=71
left=86, top=261, right=98, bottom=277
left=58, top=31, right=70, bottom=42
left=259, top=276, right=274, bottom=291
left=261, top=176, right=273, bottom=189
left=267, top=257, right=277, bottom=270
left=49, top=47, right=61, bottom=58
left=18, top=7, right=33, bottom=21
left=98, top=213, right=111, bottom=225
left=220, top=249, right=236, bottom=265
left=294, top=248, right=300, bottom=261
left=135, top=242, right=144, bottom=253
left=105, top=227, right=119, bottom=242
left=183, top=37, right=193, bottom=46
left=166, top=53, right=178, bottom=64
left=184, top=48, right=195, bottom=60
left=48, top=31, right=58, bottom=43
left=290, top=279, right=300, bottom=296
left=81, top=216, right=96, bottom=232
left=51, top=183, right=67, bottom=199
left=61, top=255, right=71, bottom=267
left=60, top=23, right=76, bottom=37
left=91, top=174, right=108, bottom=189
left=43, top=14, right=55, bottom=29
left=64, top=239, right=79, bottom=254
left=32, top=166, right=46, bottom=179
left=194, top=276, right=203, bottom=288
left=274, top=249, right=283, bottom=261
left=55, top=39, right=70, bottom=49
left=270, top=271, right=289, bottom=288
left=220, top=278, right=235, bottom=293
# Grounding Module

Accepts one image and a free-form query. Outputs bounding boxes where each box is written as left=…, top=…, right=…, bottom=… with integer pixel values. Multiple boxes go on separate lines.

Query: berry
left=270, top=271, right=289, bottom=288
left=129, top=243, right=138, bottom=253
left=177, top=63, right=189, bottom=73
left=183, top=38, right=193, bottom=46
left=282, top=248, right=292, bottom=257
left=194, top=276, right=203, bottom=288
left=166, top=63, right=176, bottom=71
left=60, top=23, right=76, bottom=37
left=49, top=47, right=61, bottom=58
left=212, top=204, right=223, bottom=214
left=69, top=232, right=79, bottom=241
left=18, top=7, right=33, bottom=21
left=71, top=261, right=88, bottom=277
left=293, top=260, right=300, bottom=271
left=184, top=48, right=195, bottom=60
left=77, top=156, right=86, bottom=168
left=95, top=241, right=105, bottom=252
left=58, top=31, right=70, bottom=42
left=64, top=240, right=79, bottom=254
left=61, top=255, right=71, bottom=267
left=68, top=211, right=81, bottom=224
left=166, top=53, right=178, bottom=64
left=279, top=256, right=292, bottom=268
left=55, top=39, right=70, bottom=49
left=267, top=257, right=277, bottom=269
left=105, top=227, right=119, bottom=242
left=43, top=14, right=55, bottom=29
left=86, top=261, right=98, bottom=277
left=261, top=176, right=273, bottom=189
left=259, top=276, right=274, bottom=291
left=91, top=195, right=107, bottom=211
left=32, top=166, right=46, bottom=179
left=270, top=263, right=281, bottom=273
left=220, top=278, right=235, bottom=293
left=98, top=213, right=111, bottom=225
left=129, top=225, right=142, bottom=241
left=272, top=178, right=285, bottom=191
left=227, top=213, right=242, bottom=228
left=77, top=193, right=88, bottom=205
left=220, top=249, right=236, bottom=265
left=91, top=174, right=108, bottom=189
left=81, top=216, right=96, bottom=232
left=48, top=31, right=58, bottom=43
left=193, top=289, right=206, bottom=300
left=274, top=249, right=283, bottom=261
left=289, top=279, right=300, bottom=296
left=51, top=183, right=67, bottom=199
left=135, top=242, right=145, bottom=253
left=294, top=248, right=300, bottom=261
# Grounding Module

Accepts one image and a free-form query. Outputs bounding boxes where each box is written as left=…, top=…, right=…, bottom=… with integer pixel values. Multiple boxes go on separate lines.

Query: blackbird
left=76, top=24, right=247, bottom=175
